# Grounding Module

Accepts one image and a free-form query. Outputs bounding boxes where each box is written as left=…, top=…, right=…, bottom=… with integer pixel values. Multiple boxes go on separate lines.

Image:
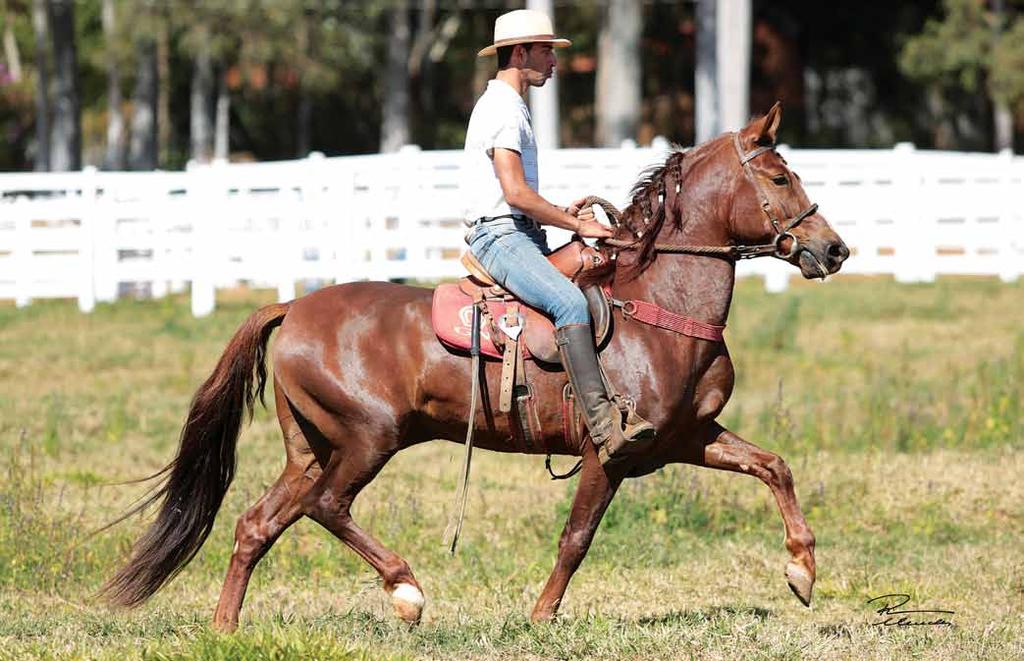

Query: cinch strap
left=620, top=300, right=726, bottom=342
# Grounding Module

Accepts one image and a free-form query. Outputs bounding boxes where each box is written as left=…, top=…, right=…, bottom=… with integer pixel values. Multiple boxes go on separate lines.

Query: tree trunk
left=716, top=0, right=751, bottom=132
left=128, top=37, right=158, bottom=170
left=991, top=0, right=1013, bottom=152
left=694, top=0, right=718, bottom=143
left=3, top=7, right=22, bottom=82
left=595, top=0, right=641, bottom=147
left=411, top=0, right=436, bottom=143
left=993, top=99, right=1013, bottom=152
left=102, top=0, right=125, bottom=170
left=48, top=0, right=80, bottom=171
left=297, top=89, right=312, bottom=157
left=214, top=69, right=230, bottom=161
left=380, top=3, right=410, bottom=153
left=156, top=13, right=170, bottom=167
left=295, top=12, right=312, bottom=157
left=190, top=25, right=214, bottom=163
left=526, top=0, right=559, bottom=149
left=30, top=0, right=49, bottom=171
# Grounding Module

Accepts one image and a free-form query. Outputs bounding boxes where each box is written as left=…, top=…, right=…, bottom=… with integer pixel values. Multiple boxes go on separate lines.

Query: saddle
left=431, top=239, right=612, bottom=364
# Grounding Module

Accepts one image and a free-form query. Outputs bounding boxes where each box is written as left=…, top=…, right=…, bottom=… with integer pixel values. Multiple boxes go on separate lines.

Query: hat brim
left=478, top=37, right=571, bottom=58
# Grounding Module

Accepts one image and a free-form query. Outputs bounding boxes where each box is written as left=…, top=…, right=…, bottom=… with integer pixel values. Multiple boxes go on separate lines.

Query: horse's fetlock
left=786, top=530, right=815, bottom=557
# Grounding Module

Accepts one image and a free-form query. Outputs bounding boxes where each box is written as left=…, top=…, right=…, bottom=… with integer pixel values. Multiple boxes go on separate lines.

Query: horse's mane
left=578, top=145, right=691, bottom=287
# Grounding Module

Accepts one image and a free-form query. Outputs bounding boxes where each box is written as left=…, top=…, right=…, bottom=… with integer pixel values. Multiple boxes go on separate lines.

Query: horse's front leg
left=531, top=443, right=624, bottom=622
left=698, top=423, right=816, bottom=606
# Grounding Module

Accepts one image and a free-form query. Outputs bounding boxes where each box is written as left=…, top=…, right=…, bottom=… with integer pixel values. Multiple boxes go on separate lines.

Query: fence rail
left=1, top=142, right=1021, bottom=316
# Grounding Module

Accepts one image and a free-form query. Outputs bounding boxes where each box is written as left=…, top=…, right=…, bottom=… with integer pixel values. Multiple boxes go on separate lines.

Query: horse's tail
left=100, top=301, right=291, bottom=608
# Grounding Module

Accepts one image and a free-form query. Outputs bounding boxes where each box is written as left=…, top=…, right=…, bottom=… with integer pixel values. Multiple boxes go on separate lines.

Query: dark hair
left=497, top=42, right=531, bottom=70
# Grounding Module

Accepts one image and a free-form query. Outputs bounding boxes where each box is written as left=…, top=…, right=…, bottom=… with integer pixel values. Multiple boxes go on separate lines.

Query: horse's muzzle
left=798, top=239, right=849, bottom=279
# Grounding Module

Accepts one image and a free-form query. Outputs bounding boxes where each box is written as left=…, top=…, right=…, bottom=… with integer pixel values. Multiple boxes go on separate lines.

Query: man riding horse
left=465, top=9, right=654, bottom=466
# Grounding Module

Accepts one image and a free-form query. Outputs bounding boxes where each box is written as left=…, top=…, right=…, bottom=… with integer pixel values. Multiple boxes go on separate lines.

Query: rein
left=582, top=133, right=818, bottom=262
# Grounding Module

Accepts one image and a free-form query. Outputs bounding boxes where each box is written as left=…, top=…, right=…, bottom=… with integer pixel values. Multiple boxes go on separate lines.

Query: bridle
left=732, top=132, right=818, bottom=260
left=595, top=132, right=818, bottom=261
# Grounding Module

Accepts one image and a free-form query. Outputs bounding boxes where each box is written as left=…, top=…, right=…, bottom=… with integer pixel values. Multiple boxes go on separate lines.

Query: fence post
left=78, top=166, right=98, bottom=313
left=763, top=263, right=791, bottom=293
left=190, top=161, right=217, bottom=317
left=149, top=176, right=169, bottom=300
left=334, top=159, right=359, bottom=285
left=892, top=142, right=934, bottom=283
left=997, top=148, right=1021, bottom=283
left=92, top=170, right=119, bottom=304
left=13, top=195, right=31, bottom=308
left=383, top=144, right=422, bottom=280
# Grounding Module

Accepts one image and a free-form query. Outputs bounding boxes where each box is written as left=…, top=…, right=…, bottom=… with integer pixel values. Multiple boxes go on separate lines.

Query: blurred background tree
left=900, top=0, right=1024, bottom=151
left=0, top=0, right=1021, bottom=172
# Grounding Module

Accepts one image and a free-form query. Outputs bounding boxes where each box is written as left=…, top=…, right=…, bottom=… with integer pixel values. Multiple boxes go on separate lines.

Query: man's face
left=519, top=43, right=557, bottom=87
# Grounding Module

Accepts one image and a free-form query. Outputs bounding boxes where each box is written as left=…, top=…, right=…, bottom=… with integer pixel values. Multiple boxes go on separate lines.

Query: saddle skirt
left=432, top=240, right=612, bottom=364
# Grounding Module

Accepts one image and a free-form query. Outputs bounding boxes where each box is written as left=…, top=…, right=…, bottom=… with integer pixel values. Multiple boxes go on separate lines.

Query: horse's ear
left=748, top=101, right=782, bottom=146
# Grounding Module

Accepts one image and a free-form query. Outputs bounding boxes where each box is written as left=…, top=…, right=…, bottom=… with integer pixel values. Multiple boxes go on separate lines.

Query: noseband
left=596, top=133, right=819, bottom=261
left=732, top=133, right=818, bottom=260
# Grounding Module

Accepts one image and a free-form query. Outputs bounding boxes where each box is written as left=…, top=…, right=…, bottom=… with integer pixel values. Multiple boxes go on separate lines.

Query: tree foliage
left=1, top=1, right=1022, bottom=171
left=900, top=0, right=1024, bottom=105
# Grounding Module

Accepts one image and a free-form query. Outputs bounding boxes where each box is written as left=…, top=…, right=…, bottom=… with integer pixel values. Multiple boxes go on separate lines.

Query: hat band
left=492, top=34, right=559, bottom=47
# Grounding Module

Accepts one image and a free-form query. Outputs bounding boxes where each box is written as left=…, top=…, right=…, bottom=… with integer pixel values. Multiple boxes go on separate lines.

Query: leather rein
left=591, top=132, right=818, bottom=261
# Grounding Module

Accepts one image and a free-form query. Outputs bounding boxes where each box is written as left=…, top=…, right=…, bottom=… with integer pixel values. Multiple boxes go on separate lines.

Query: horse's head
left=728, top=103, right=849, bottom=279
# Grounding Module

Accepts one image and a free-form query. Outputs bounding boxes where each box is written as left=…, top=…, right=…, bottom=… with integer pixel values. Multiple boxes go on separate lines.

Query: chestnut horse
left=103, top=105, right=848, bottom=630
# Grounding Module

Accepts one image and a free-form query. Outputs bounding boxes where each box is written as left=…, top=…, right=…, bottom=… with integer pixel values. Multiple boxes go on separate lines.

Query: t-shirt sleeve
left=486, top=107, right=524, bottom=157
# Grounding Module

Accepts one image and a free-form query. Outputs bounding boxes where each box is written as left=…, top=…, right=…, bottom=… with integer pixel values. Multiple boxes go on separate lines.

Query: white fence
left=1, top=142, right=1021, bottom=317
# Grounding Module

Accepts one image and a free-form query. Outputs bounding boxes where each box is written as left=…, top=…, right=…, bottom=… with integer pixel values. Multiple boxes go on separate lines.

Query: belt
left=473, top=214, right=538, bottom=228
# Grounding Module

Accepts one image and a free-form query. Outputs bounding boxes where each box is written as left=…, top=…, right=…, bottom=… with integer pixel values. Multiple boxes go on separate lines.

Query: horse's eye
left=771, top=174, right=789, bottom=186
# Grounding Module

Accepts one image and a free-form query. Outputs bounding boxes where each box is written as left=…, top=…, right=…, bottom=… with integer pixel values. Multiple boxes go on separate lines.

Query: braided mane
left=620, top=148, right=688, bottom=275
left=578, top=147, right=688, bottom=286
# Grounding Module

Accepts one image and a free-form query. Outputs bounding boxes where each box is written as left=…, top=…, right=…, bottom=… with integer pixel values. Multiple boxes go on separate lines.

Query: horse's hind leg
left=532, top=443, right=623, bottom=622
left=304, top=444, right=425, bottom=624
left=212, top=385, right=321, bottom=632
left=699, top=423, right=816, bottom=606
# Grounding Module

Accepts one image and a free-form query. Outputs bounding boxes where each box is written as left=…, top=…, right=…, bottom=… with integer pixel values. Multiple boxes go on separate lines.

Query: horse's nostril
left=827, top=242, right=849, bottom=261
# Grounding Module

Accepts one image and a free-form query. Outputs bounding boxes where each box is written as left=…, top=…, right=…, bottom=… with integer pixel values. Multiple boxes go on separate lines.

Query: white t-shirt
left=462, top=79, right=538, bottom=225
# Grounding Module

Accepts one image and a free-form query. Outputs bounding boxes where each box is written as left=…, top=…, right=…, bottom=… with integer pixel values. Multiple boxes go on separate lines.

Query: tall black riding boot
left=555, top=324, right=655, bottom=466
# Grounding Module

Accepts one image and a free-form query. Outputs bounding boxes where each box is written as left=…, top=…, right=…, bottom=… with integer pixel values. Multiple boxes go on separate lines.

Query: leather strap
left=620, top=299, right=726, bottom=342
left=498, top=304, right=521, bottom=413
left=499, top=336, right=517, bottom=413
left=513, top=380, right=541, bottom=454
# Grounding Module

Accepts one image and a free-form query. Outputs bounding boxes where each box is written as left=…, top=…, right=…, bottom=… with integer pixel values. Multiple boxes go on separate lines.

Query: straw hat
left=477, top=9, right=571, bottom=57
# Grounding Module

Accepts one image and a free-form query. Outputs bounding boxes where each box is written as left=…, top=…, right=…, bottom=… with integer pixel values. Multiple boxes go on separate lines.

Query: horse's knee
left=765, top=455, right=794, bottom=487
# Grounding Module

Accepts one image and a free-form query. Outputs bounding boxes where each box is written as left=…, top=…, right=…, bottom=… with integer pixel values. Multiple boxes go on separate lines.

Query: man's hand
left=566, top=196, right=596, bottom=223
left=567, top=197, right=613, bottom=239
left=575, top=219, right=614, bottom=239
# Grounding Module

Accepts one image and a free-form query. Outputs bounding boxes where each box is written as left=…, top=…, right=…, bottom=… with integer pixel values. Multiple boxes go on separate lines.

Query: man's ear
left=512, top=43, right=532, bottom=67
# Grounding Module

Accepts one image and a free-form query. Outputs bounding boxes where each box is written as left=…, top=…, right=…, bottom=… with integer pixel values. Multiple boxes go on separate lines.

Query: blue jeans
left=467, top=218, right=590, bottom=328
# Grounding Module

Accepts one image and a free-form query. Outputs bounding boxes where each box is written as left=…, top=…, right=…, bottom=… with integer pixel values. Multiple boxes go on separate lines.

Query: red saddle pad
left=432, top=282, right=545, bottom=360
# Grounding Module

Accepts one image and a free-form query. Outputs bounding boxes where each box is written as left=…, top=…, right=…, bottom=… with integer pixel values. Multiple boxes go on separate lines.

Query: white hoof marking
left=391, top=583, right=425, bottom=623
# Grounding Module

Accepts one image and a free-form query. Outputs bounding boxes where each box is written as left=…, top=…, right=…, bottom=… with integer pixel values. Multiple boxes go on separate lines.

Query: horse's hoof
left=785, top=560, right=814, bottom=607
left=390, top=583, right=425, bottom=624
left=530, top=608, right=555, bottom=624
left=211, top=617, right=238, bottom=634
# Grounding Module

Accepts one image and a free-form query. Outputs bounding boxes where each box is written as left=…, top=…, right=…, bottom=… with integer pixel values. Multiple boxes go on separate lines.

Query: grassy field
left=0, top=276, right=1021, bottom=660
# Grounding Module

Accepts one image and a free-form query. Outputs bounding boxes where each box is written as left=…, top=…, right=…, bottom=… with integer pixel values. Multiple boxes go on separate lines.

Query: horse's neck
left=612, top=150, right=738, bottom=326
left=614, top=253, right=735, bottom=326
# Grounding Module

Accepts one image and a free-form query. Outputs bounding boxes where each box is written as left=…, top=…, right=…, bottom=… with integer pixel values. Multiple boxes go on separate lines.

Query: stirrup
left=593, top=407, right=656, bottom=467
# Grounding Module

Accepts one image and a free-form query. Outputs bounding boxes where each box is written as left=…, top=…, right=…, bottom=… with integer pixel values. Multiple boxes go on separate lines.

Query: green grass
left=0, top=277, right=1022, bottom=659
